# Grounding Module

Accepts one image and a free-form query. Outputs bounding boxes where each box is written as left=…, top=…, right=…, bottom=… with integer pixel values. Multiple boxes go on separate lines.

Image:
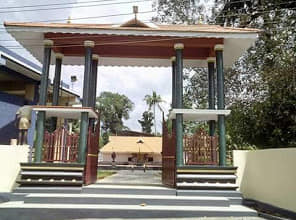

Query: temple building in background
left=100, top=136, right=162, bottom=165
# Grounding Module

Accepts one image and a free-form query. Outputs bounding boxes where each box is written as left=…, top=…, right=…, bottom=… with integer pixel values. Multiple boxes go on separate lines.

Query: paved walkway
left=98, top=170, right=162, bottom=185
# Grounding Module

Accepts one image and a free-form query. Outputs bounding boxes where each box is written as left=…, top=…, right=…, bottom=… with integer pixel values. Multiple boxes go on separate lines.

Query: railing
left=43, top=128, right=79, bottom=162
left=162, top=117, right=176, bottom=188
left=84, top=120, right=100, bottom=185
left=184, top=128, right=218, bottom=165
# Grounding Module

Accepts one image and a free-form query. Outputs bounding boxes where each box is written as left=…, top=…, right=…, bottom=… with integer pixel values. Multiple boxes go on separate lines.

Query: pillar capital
left=92, top=54, right=99, bottom=60
left=214, top=44, right=224, bottom=51
left=207, top=57, right=216, bottom=63
left=55, top=53, right=64, bottom=60
left=84, top=40, right=95, bottom=48
left=170, top=56, right=176, bottom=62
left=174, top=43, right=184, bottom=50
left=43, top=39, right=53, bottom=47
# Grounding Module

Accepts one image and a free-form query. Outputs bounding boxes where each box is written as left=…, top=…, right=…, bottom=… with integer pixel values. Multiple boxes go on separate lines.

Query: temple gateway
left=4, top=17, right=259, bottom=187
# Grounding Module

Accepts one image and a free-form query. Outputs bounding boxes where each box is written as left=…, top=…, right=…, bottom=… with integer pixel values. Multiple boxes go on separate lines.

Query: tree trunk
left=154, top=104, right=156, bottom=135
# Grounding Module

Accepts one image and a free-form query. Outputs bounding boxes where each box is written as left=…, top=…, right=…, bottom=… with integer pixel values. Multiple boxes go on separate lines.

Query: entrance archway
left=4, top=18, right=259, bottom=187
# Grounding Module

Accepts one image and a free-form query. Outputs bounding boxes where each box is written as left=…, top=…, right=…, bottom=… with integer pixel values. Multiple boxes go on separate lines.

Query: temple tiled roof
left=4, top=21, right=260, bottom=34
left=101, top=136, right=162, bottom=154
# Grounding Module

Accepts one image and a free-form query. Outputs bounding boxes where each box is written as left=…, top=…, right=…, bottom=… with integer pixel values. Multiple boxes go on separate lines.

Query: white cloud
left=97, top=66, right=172, bottom=132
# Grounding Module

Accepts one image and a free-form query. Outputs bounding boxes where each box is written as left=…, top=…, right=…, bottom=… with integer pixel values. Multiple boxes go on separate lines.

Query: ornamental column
left=89, top=54, right=99, bottom=129
left=215, top=44, right=226, bottom=166
left=174, top=43, right=184, bottom=167
left=51, top=53, right=63, bottom=130
left=34, top=39, right=53, bottom=162
left=207, top=57, right=216, bottom=136
left=171, top=56, right=176, bottom=131
left=52, top=53, right=63, bottom=106
left=78, top=40, right=94, bottom=164
left=91, top=54, right=99, bottom=109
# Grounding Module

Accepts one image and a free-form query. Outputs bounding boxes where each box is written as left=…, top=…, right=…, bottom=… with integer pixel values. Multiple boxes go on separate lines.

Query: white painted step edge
left=21, top=171, right=83, bottom=176
left=14, top=187, right=81, bottom=190
left=0, top=202, right=257, bottom=213
left=177, top=189, right=240, bottom=193
left=177, top=174, right=237, bottom=179
left=83, top=184, right=174, bottom=190
left=25, top=193, right=229, bottom=201
left=177, top=182, right=238, bottom=187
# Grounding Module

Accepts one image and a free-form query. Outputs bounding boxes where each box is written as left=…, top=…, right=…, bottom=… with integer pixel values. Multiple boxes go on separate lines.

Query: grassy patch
left=97, top=170, right=116, bottom=180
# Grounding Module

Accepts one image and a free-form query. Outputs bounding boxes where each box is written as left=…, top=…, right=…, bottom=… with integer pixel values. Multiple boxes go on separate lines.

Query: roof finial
left=67, top=16, right=71, bottom=24
left=133, top=6, right=138, bottom=22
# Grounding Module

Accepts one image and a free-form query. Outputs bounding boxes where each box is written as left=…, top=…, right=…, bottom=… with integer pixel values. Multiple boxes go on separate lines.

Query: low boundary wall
left=0, top=145, right=29, bottom=192
left=233, top=148, right=296, bottom=213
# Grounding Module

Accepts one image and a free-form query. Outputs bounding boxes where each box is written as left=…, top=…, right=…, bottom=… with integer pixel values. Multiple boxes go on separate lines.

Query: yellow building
left=100, top=136, right=162, bottom=165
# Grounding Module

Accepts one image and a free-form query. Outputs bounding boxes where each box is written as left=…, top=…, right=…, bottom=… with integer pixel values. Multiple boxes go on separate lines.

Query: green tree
left=96, top=91, right=134, bottom=135
left=216, top=0, right=296, bottom=148
left=101, top=132, right=110, bottom=146
left=153, top=0, right=211, bottom=24
left=144, top=91, right=164, bottom=135
left=156, top=0, right=296, bottom=148
left=154, top=1, right=213, bottom=134
left=138, top=111, right=154, bottom=134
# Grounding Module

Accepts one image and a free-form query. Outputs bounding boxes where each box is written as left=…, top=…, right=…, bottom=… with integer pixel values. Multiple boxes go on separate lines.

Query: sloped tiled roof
left=4, top=19, right=260, bottom=67
left=101, top=136, right=162, bottom=154
left=4, top=21, right=260, bottom=34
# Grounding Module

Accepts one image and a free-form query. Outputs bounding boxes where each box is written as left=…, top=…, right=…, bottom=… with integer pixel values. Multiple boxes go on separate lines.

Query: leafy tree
left=144, top=91, right=164, bottom=135
left=138, top=111, right=154, bottom=134
left=96, top=91, right=134, bottom=135
left=154, top=1, right=212, bottom=134
left=216, top=0, right=296, bottom=148
left=101, top=132, right=110, bottom=146
left=215, top=0, right=296, bottom=28
left=156, top=0, right=296, bottom=148
left=153, top=0, right=212, bottom=24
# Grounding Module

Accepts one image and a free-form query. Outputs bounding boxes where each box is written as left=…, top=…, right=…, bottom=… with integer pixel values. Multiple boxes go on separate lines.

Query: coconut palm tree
left=144, top=91, right=164, bottom=135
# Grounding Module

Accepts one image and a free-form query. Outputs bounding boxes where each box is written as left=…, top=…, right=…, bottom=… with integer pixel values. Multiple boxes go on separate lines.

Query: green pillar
left=207, top=57, right=216, bottom=136
left=215, top=45, right=226, bottom=166
left=174, top=43, right=184, bottom=167
left=91, top=55, right=99, bottom=109
left=35, top=39, right=53, bottom=162
left=52, top=53, right=63, bottom=106
left=89, top=54, right=99, bottom=129
left=87, top=55, right=95, bottom=108
left=78, top=40, right=94, bottom=164
left=171, top=56, right=176, bottom=131
left=171, top=56, right=176, bottom=108
left=51, top=53, right=63, bottom=130
left=79, top=111, right=89, bottom=161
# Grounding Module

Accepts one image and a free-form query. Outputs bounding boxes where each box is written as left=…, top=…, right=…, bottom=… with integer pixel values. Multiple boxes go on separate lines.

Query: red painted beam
left=57, top=45, right=211, bottom=59
left=46, top=33, right=223, bottom=49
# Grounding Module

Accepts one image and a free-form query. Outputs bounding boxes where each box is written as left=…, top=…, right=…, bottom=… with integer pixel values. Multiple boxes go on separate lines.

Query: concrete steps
left=176, top=166, right=242, bottom=206
left=177, top=189, right=242, bottom=197
left=24, top=193, right=231, bottom=207
left=0, top=202, right=258, bottom=219
left=17, top=163, right=84, bottom=187
left=82, top=183, right=176, bottom=195
left=13, top=186, right=82, bottom=194
left=177, top=182, right=239, bottom=190
left=0, top=183, right=258, bottom=219
left=0, top=167, right=258, bottom=219
left=176, top=166, right=239, bottom=190
left=177, top=189, right=243, bottom=205
left=177, top=174, right=237, bottom=182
